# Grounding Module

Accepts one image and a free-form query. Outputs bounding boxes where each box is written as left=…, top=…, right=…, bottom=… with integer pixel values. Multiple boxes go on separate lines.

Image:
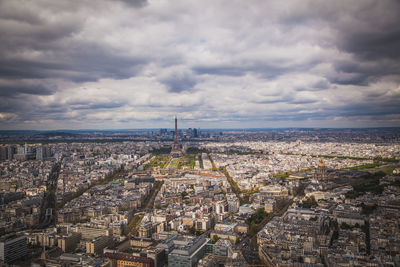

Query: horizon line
left=1, top=126, right=400, bottom=132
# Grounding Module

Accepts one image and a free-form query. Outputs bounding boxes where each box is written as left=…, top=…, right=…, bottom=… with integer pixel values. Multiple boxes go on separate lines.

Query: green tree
left=212, top=235, right=220, bottom=244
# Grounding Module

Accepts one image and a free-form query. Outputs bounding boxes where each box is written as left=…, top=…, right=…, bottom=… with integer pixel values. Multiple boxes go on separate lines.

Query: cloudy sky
left=0, top=0, right=400, bottom=130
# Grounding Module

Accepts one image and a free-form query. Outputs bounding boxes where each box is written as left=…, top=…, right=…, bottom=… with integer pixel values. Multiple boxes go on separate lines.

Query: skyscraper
left=36, top=145, right=44, bottom=160
left=170, top=116, right=183, bottom=158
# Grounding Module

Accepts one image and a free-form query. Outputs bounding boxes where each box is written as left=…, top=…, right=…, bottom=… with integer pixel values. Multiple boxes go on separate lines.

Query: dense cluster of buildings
left=203, top=141, right=400, bottom=159
left=257, top=174, right=400, bottom=266
left=0, top=128, right=399, bottom=266
left=0, top=144, right=52, bottom=161
left=211, top=152, right=371, bottom=190
left=0, top=159, right=53, bottom=234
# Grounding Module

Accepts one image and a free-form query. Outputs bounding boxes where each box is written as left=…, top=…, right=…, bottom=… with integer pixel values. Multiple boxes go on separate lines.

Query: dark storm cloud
left=162, top=76, right=196, bottom=93
left=70, top=102, right=126, bottom=110
left=160, top=72, right=197, bottom=93
left=0, top=0, right=399, bottom=129
left=328, top=58, right=400, bottom=86
left=0, top=0, right=148, bottom=85
left=0, top=13, right=81, bottom=52
left=40, top=105, right=68, bottom=114
left=0, top=95, right=35, bottom=114
left=312, top=80, right=330, bottom=90
left=210, top=110, right=328, bottom=123
left=333, top=98, right=400, bottom=118
left=253, top=99, right=284, bottom=104
left=262, top=0, right=400, bottom=87
left=291, top=99, right=318, bottom=105
left=334, top=1, right=400, bottom=62
left=326, top=1, right=400, bottom=85
left=0, top=2, right=43, bottom=25
left=294, top=79, right=331, bottom=91
left=194, top=66, right=248, bottom=77
left=342, top=29, right=400, bottom=61
left=58, top=46, right=147, bottom=82
left=327, top=72, right=369, bottom=86
left=0, top=44, right=147, bottom=82
left=194, top=65, right=291, bottom=79
left=278, top=0, right=400, bottom=60
left=0, top=80, right=56, bottom=96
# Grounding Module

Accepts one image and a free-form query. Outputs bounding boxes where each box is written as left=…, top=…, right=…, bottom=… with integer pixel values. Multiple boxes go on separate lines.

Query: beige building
left=130, top=237, right=153, bottom=248
left=105, top=252, right=154, bottom=267
left=260, top=185, right=288, bottom=197
left=110, top=223, right=125, bottom=237
left=210, top=231, right=238, bottom=244
left=37, top=233, right=57, bottom=247
left=76, top=226, right=110, bottom=240
left=182, top=217, right=194, bottom=228
left=138, top=222, right=153, bottom=238
left=58, top=232, right=81, bottom=252
left=86, top=235, right=112, bottom=255
left=234, top=223, right=249, bottom=234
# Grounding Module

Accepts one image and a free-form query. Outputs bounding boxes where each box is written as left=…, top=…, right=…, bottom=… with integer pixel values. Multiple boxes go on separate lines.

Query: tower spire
left=170, top=116, right=183, bottom=158
left=174, top=116, right=178, bottom=144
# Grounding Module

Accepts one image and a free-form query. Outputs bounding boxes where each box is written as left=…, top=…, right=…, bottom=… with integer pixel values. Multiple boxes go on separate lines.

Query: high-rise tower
left=174, top=117, right=178, bottom=145
left=170, top=116, right=183, bottom=158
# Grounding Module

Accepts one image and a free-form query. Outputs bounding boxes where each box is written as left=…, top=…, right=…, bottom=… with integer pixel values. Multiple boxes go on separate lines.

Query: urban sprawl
left=0, top=126, right=400, bottom=267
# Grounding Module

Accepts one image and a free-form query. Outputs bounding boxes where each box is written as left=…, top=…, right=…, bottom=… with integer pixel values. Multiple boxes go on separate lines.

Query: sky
left=0, top=0, right=400, bottom=130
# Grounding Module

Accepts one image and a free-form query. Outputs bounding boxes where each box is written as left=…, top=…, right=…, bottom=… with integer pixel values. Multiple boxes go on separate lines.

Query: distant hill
left=35, top=131, right=81, bottom=137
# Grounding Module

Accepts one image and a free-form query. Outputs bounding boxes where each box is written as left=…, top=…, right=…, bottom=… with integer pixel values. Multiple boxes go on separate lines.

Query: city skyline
left=1, top=0, right=400, bottom=130
left=1, top=130, right=399, bottom=265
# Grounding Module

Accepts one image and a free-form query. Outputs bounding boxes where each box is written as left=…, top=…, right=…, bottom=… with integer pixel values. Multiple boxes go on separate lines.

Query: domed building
left=313, top=159, right=327, bottom=180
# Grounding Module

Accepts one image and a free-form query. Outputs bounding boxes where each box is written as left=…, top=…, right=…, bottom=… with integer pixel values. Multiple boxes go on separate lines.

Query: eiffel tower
left=170, top=116, right=183, bottom=158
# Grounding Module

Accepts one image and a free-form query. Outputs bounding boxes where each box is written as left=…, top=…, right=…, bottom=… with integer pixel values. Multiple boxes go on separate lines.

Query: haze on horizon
left=0, top=0, right=400, bottom=130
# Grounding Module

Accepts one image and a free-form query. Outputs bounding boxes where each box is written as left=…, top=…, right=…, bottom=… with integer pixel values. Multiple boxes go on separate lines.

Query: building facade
left=0, top=235, right=28, bottom=264
left=104, top=252, right=154, bottom=267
